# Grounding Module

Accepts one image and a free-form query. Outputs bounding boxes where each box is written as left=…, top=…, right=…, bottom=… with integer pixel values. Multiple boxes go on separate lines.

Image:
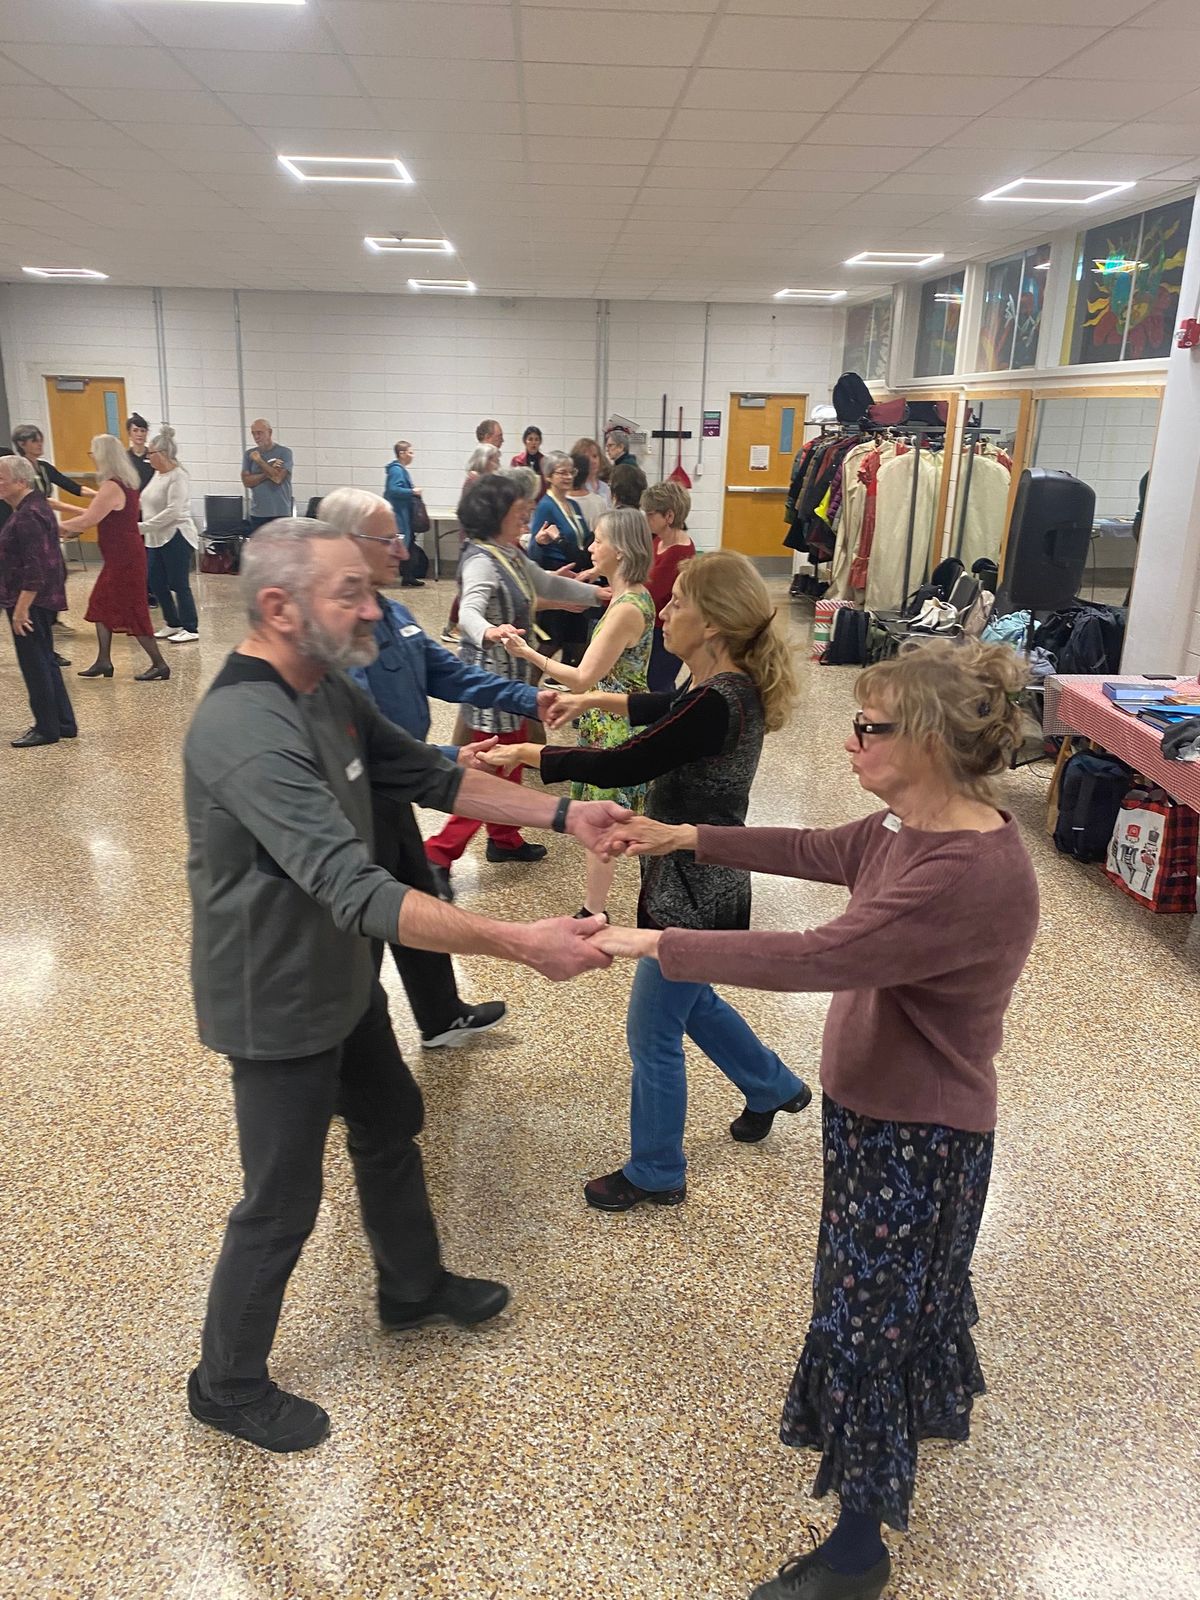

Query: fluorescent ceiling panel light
left=774, top=288, right=847, bottom=302
left=408, top=279, right=476, bottom=293
left=279, top=156, right=412, bottom=184
left=979, top=177, right=1135, bottom=205
left=22, top=266, right=108, bottom=280
left=365, top=236, right=454, bottom=254
left=845, top=251, right=944, bottom=269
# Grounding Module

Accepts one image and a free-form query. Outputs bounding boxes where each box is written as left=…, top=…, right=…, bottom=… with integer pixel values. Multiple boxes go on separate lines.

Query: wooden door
left=721, top=391, right=807, bottom=557
left=44, top=375, right=128, bottom=508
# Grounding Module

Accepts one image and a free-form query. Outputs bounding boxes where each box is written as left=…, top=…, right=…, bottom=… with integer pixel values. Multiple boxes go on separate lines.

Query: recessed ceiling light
left=22, top=266, right=108, bottom=280
left=773, top=288, right=847, bottom=302
left=408, top=279, right=476, bottom=293
left=979, top=178, right=1136, bottom=205
left=844, top=251, right=944, bottom=269
left=366, top=236, right=454, bottom=255
left=279, top=156, right=412, bottom=184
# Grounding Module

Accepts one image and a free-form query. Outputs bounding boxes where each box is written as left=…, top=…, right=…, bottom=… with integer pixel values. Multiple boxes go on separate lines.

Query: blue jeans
left=624, top=957, right=806, bottom=1191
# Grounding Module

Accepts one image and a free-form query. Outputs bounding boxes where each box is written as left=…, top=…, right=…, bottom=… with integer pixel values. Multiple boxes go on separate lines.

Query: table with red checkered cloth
left=1053, top=677, right=1200, bottom=814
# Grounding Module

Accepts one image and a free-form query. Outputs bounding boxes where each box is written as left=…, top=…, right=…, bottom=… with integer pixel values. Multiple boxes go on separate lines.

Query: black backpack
left=1033, top=602, right=1126, bottom=674
left=1053, top=750, right=1132, bottom=862
left=832, top=372, right=874, bottom=425
left=822, top=606, right=870, bottom=666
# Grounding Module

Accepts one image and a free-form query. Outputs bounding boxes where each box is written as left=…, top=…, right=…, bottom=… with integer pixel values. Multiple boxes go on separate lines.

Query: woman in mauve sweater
left=594, top=639, right=1039, bottom=1600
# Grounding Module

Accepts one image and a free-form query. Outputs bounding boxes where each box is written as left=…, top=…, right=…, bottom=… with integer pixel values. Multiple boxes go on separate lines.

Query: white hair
left=149, top=424, right=181, bottom=468
left=0, top=453, right=36, bottom=487
left=318, top=486, right=391, bottom=535
left=91, top=433, right=140, bottom=490
left=239, top=516, right=349, bottom=624
left=466, top=444, right=500, bottom=475
left=497, top=465, right=539, bottom=500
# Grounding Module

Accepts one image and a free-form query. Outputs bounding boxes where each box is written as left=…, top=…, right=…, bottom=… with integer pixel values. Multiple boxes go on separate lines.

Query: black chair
left=203, top=494, right=245, bottom=536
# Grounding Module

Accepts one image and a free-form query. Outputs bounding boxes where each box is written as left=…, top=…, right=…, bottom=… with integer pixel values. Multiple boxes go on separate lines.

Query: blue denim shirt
left=350, top=597, right=540, bottom=756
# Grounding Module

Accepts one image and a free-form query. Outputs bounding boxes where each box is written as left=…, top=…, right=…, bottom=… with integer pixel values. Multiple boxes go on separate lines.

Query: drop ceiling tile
left=181, top=51, right=360, bottom=98
left=903, top=148, right=1059, bottom=177
left=118, top=123, right=270, bottom=159
left=3, top=42, right=200, bottom=91
left=524, top=163, right=647, bottom=187
left=654, top=139, right=792, bottom=170
left=835, top=75, right=1027, bottom=117
left=1026, top=151, right=1182, bottom=181
left=642, top=165, right=767, bottom=193
left=1130, top=0, right=1200, bottom=20
left=1080, top=124, right=1200, bottom=156
left=1147, top=159, right=1200, bottom=181
left=134, top=4, right=339, bottom=52
left=217, top=93, right=384, bottom=131
left=349, top=57, right=519, bottom=102
left=779, top=145, right=926, bottom=174
left=0, top=0, right=145, bottom=45
left=810, top=114, right=971, bottom=146
left=69, top=87, right=238, bottom=126
left=989, top=77, right=1193, bottom=120
left=522, top=64, right=685, bottom=109
left=521, top=8, right=708, bottom=66
left=1148, top=88, right=1200, bottom=125
left=526, top=135, right=659, bottom=164
left=526, top=104, right=671, bottom=140
left=0, top=121, right=152, bottom=157
left=881, top=173, right=1005, bottom=198
left=0, top=54, right=37, bottom=85
left=0, top=84, right=94, bottom=120
left=726, top=0, right=929, bottom=12
left=928, top=0, right=1145, bottom=19
left=952, top=117, right=1121, bottom=151
left=759, top=169, right=893, bottom=193
left=1054, top=29, right=1200, bottom=79
left=667, top=109, right=824, bottom=144
left=880, top=22, right=1105, bottom=77
left=703, top=17, right=906, bottom=71
left=681, top=69, right=859, bottom=113
left=370, top=99, right=523, bottom=136
left=322, top=2, right=514, bottom=59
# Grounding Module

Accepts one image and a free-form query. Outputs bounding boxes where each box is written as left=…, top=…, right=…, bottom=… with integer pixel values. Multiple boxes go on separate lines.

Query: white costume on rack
left=865, top=448, right=942, bottom=614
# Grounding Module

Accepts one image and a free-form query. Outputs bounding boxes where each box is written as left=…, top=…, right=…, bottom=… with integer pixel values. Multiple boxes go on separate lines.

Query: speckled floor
left=2, top=567, right=1198, bottom=1600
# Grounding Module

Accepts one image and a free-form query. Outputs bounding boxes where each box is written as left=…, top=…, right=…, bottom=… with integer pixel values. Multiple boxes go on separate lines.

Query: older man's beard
left=296, top=611, right=378, bottom=670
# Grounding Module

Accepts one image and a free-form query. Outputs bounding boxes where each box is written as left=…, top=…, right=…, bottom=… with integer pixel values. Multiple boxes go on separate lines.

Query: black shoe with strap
left=485, top=840, right=547, bottom=863
left=421, top=1000, right=507, bottom=1049
left=187, top=1368, right=330, bottom=1454
left=381, top=1272, right=510, bottom=1332
left=730, top=1082, right=813, bottom=1144
left=750, top=1531, right=891, bottom=1599
left=428, top=863, right=454, bottom=901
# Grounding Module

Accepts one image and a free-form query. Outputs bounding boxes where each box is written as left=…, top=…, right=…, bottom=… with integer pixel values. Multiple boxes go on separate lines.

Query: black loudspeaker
left=204, top=494, right=244, bottom=535
left=305, top=496, right=323, bottom=519
left=1002, top=468, right=1095, bottom=611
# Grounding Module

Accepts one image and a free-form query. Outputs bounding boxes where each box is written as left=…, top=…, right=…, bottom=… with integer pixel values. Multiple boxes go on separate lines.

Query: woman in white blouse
left=141, top=426, right=200, bottom=642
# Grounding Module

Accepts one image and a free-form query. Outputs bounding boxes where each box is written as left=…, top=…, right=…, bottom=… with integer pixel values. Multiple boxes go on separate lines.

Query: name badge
left=882, top=813, right=902, bottom=833
left=346, top=757, right=364, bottom=782
left=400, top=624, right=422, bottom=638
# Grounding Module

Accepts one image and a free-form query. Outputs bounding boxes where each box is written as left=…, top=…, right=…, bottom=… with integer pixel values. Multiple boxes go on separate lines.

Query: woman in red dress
left=57, top=434, right=170, bottom=680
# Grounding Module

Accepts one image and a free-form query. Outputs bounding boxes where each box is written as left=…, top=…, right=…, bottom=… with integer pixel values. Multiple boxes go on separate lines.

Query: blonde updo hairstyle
left=673, top=550, right=798, bottom=733
left=149, top=424, right=181, bottom=468
left=856, top=638, right=1028, bottom=802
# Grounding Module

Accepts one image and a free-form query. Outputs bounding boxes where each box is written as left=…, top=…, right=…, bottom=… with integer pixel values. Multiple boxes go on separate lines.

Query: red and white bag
left=812, top=598, right=853, bottom=661
left=1105, top=785, right=1198, bottom=914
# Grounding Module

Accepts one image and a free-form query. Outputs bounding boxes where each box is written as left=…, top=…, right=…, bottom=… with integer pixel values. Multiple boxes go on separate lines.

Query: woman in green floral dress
left=499, top=506, right=655, bottom=918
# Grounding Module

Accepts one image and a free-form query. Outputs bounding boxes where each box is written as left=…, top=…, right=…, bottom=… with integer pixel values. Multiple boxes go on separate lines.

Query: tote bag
left=1105, top=785, right=1198, bottom=914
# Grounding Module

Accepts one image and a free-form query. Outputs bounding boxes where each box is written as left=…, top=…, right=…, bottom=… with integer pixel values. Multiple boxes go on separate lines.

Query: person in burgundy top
left=0, top=452, right=77, bottom=747
left=55, top=434, right=169, bottom=682
left=510, top=424, right=547, bottom=496
left=593, top=639, right=1039, bottom=1600
left=641, top=480, right=695, bottom=691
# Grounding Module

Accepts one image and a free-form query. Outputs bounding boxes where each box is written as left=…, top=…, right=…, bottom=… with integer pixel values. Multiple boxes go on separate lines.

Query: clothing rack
left=868, top=422, right=998, bottom=602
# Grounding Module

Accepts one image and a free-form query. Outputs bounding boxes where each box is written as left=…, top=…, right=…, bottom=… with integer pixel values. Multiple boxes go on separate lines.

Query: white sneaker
left=168, top=629, right=200, bottom=643
left=153, top=627, right=173, bottom=639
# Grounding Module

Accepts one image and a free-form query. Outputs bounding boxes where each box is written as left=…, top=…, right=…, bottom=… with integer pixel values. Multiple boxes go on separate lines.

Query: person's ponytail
left=674, top=551, right=799, bottom=732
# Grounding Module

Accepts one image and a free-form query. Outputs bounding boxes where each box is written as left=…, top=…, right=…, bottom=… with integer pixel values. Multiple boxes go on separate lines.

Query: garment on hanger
left=957, top=451, right=1011, bottom=571
left=827, top=440, right=879, bottom=600
left=864, top=444, right=942, bottom=613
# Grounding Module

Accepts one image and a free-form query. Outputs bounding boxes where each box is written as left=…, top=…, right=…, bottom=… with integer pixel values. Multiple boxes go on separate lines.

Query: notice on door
left=749, top=445, right=770, bottom=471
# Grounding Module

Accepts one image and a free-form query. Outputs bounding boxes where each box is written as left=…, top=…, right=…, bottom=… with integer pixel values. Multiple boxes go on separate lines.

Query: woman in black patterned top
left=481, top=551, right=809, bottom=1211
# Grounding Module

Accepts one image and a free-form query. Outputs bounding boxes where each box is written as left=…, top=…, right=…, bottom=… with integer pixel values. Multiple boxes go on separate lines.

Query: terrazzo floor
left=2, top=566, right=1198, bottom=1600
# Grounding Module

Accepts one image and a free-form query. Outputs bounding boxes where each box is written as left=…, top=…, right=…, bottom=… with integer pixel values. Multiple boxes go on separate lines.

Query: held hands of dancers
left=598, top=818, right=698, bottom=858
left=545, top=691, right=589, bottom=729
left=534, top=522, right=559, bottom=546
left=456, top=737, right=500, bottom=769
left=483, top=623, right=525, bottom=646
left=588, top=925, right=661, bottom=961
left=477, top=742, right=536, bottom=775
left=519, top=915, right=613, bottom=979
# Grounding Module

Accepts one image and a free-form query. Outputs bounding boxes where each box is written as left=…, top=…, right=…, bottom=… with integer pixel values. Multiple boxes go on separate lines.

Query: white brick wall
left=0, top=285, right=842, bottom=549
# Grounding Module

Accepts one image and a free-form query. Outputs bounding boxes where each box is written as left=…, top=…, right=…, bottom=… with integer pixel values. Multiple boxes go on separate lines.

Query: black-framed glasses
left=852, top=713, right=897, bottom=748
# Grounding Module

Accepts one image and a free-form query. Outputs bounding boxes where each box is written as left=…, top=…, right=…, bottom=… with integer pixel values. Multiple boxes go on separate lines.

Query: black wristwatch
left=552, top=796, right=571, bottom=833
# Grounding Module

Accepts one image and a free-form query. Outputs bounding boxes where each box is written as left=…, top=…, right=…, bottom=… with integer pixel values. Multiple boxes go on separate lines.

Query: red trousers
left=424, top=724, right=527, bottom=866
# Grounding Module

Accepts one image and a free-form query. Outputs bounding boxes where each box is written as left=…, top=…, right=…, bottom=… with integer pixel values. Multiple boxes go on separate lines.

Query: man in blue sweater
left=320, top=489, right=552, bottom=1048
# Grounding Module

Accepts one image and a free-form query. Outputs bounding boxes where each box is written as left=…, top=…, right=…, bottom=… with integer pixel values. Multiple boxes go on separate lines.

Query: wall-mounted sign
left=739, top=394, right=767, bottom=408
left=702, top=410, right=721, bottom=437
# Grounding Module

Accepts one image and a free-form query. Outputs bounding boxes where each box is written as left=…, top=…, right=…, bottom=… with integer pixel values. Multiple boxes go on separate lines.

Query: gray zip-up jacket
left=184, top=651, right=463, bottom=1060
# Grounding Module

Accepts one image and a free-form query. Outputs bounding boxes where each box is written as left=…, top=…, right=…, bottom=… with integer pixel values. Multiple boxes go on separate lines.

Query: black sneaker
left=428, top=863, right=454, bottom=901
left=186, top=1367, right=330, bottom=1453
left=750, top=1545, right=890, bottom=1599
left=571, top=906, right=609, bottom=922
left=381, top=1272, right=510, bottom=1332
left=730, top=1082, right=812, bottom=1144
left=583, top=1168, right=686, bottom=1212
left=421, top=1001, right=507, bottom=1049
left=485, top=840, right=547, bottom=863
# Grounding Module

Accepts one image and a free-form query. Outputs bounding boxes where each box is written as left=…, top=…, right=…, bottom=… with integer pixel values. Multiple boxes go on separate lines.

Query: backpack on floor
left=822, top=606, right=870, bottom=666
left=1053, top=750, right=1134, bottom=862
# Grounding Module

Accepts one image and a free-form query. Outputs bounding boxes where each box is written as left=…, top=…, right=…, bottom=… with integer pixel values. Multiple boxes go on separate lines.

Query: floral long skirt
left=780, top=1095, right=994, bottom=1531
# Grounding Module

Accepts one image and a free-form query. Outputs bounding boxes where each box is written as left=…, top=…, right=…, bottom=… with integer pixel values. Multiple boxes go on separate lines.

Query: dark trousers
left=374, top=799, right=462, bottom=1036
left=647, top=626, right=683, bottom=693
left=197, top=982, right=443, bottom=1404
left=7, top=605, right=76, bottom=739
left=147, top=531, right=198, bottom=633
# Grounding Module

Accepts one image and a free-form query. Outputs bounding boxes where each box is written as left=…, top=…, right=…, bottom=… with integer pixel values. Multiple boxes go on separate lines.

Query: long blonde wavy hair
left=673, top=551, right=798, bottom=731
